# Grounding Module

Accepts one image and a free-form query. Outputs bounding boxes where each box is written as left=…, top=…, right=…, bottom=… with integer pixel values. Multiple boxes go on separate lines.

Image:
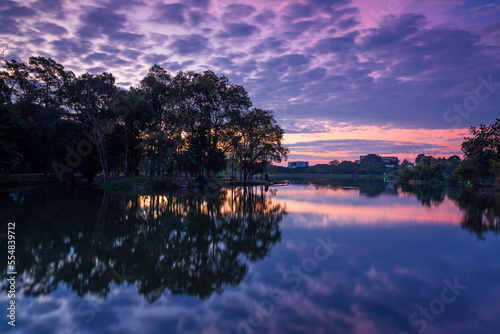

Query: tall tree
left=456, top=119, right=500, bottom=184
left=111, top=88, right=151, bottom=177
left=234, top=108, right=288, bottom=182
left=68, top=72, right=117, bottom=183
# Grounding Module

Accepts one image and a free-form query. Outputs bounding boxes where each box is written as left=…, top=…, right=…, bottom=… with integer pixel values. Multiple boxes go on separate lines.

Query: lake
left=1, top=179, right=499, bottom=334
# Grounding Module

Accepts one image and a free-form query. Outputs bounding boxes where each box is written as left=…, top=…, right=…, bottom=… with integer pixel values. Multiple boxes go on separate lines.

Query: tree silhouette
left=0, top=187, right=286, bottom=302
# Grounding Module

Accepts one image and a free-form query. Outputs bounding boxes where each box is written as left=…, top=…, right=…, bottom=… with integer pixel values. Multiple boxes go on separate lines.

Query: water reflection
left=1, top=181, right=500, bottom=334
left=0, top=187, right=286, bottom=302
left=292, top=181, right=500, bottom=239
left=400, top=184, right=500, bottom=239
left=399, top=183, right=446, bottom=207
left=450, top=188, right=500, bottom=239
left=299, top=178, right=396, bottom=198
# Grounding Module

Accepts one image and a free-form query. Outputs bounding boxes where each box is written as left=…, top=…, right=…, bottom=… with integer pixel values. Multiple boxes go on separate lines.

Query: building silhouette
left=288, top=161, right=309, bottom=168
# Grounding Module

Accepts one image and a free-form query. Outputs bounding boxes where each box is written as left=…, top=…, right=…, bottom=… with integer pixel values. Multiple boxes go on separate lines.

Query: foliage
left=398, top=154, right=461, bottom=185
left=0, top=58, right=287, bottom=182
left=358, top=154, right=386, bottom=175
left=454, top=119, right=500, bottom=185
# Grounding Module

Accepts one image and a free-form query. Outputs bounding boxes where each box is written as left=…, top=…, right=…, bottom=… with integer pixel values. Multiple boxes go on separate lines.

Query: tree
left=455, top=119, right=500, bottom=185
left=0, top=56, right=289, bottom=182
left=234, top=108, right=288, bottom=182
left=111, top=88, right=150, bottom=177
left=0, top=56, right=75, bottom=174
left=358, top=154, right=386, bottom=175
left=415, top=153, right=426, bottom=165
left=462, top=119, right=500, bottom=158
left=329, top=160, right=358, bottom=174
left=68, top=72, right=117, bottom=183
left=400, top=159, right=410, bottom=168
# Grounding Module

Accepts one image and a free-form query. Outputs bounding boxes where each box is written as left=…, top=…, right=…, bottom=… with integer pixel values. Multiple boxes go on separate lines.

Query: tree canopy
left=454, top=119, right=500, bottom=185
left=0, top=57, right=288, bottom=182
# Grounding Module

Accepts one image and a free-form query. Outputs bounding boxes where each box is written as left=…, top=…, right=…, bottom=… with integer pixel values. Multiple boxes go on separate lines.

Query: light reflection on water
left=0, top=181, right=499, bottom=334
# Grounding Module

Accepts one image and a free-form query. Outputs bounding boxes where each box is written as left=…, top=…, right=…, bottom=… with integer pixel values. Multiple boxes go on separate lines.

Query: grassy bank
left=0, top=174, right=56, bottom=191
left=97, top=176, right=272, bottom=194
left=97, top=176, right=151, bottom=193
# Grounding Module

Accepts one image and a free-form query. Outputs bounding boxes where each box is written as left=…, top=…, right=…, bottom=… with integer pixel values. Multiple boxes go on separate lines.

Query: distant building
left=357, top=156, right=398, bottom=164
left=288, top=161, right=309, bottom=168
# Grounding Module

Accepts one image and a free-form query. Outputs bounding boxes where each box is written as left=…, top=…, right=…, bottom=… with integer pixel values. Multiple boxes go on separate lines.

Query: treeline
left=403, top=119, right=500, bottom=186
left=274, top=154, right=399, bottom=175
left=275, top=153, right=463, bottom=183
left=0, top=56, right=288, bottom=183
left=276, top=115, right=500, bottom=187
left=399, top=154, right=461, bottom=184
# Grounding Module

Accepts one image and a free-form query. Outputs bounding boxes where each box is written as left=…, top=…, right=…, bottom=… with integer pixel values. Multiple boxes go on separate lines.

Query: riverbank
left=3, top=172, right=494, bottom=194
left=96, top=176, right=275, bottom=194
left=0, top=174, right=56, bottom=192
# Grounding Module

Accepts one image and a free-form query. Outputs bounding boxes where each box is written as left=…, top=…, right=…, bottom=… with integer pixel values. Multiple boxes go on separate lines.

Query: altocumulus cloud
left=0, top=0, right=499, bottom=153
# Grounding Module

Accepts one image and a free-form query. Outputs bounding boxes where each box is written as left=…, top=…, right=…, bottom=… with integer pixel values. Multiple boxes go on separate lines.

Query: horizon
left=275, top=152, right=459, bottom=167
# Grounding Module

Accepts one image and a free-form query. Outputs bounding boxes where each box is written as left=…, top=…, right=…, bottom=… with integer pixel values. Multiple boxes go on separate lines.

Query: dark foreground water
left=1, top=180, right=500, bottom=334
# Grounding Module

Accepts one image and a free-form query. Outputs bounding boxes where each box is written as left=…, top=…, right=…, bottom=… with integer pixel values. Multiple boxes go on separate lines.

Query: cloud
left=34, top=22, right=69, bottom=35
left=1, top=5, right=37, bottom=17
left=250, top=37, right=287, bottom=54
left=253, top=9, right=276, bottom=25
left=223, top=4, right=256, bottom=20
left=0, top=0, right=499, bottom=160
left=142, top=53, right=169, bottom=65
left=50, top=38, right=93, bottom=59
left=218, top=22, right=260, bottom=38
left=77, top=6, right=127, bottom=39
left=287, top=139, right=448, bottom=155
left=311, top=32, right=358, bottom=54
left=283, top=3, right=316, bottom=20
left=0, top=17, right=20, bottom=34
left=84, top=52, right=111, bottom=63
left=86, top=66, right=107, bottom=73
left=337, top=17, right=359, bottom=30
left=154, top=3, right=188, bottom=24
left=184, top=0, right=210, bottom=9
left=169, top=34, right=209, bottom=55
left=109, top=32, right=144, bottom=43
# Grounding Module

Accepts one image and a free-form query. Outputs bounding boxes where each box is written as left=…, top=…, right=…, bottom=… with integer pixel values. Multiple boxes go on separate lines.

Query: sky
left=1, top=0, right=500, bottom=164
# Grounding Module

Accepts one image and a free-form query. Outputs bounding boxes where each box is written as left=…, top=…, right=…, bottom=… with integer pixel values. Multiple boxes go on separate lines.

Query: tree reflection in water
left=292, top=180, right=500, bottom=240
left=399, top=183, right=446, bottom=207
left=0, top=186, right=286, bottom=302
left=449, top=188, right=500, bottom=240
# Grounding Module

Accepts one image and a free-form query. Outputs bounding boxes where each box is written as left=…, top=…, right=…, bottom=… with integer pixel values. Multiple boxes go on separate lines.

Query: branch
left=0, top=45, right=7, bottom=63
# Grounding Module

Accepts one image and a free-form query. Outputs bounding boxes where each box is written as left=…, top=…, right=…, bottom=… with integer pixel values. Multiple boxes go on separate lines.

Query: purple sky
left=1, top=0, right=500, bottom=163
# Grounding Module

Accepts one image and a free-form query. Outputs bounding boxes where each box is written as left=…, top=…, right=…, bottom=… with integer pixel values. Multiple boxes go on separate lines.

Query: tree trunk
left=93, top=125, right=109, bottom=183
left=124, top=132, right=129, bottom=178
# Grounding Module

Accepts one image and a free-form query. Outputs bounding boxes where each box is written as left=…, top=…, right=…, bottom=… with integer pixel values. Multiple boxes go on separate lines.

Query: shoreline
left=1, top=173, right=497, bottom=194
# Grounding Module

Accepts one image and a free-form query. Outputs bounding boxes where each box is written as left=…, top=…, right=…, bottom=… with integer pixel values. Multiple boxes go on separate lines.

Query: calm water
left=1, top=180, right=500, bottom=334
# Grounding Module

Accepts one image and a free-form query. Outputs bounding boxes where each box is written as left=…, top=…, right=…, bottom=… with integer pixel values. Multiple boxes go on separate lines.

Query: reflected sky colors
left=1, top=183, right=500, bottom=334
left=275, top=185, right=462, bottom=227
